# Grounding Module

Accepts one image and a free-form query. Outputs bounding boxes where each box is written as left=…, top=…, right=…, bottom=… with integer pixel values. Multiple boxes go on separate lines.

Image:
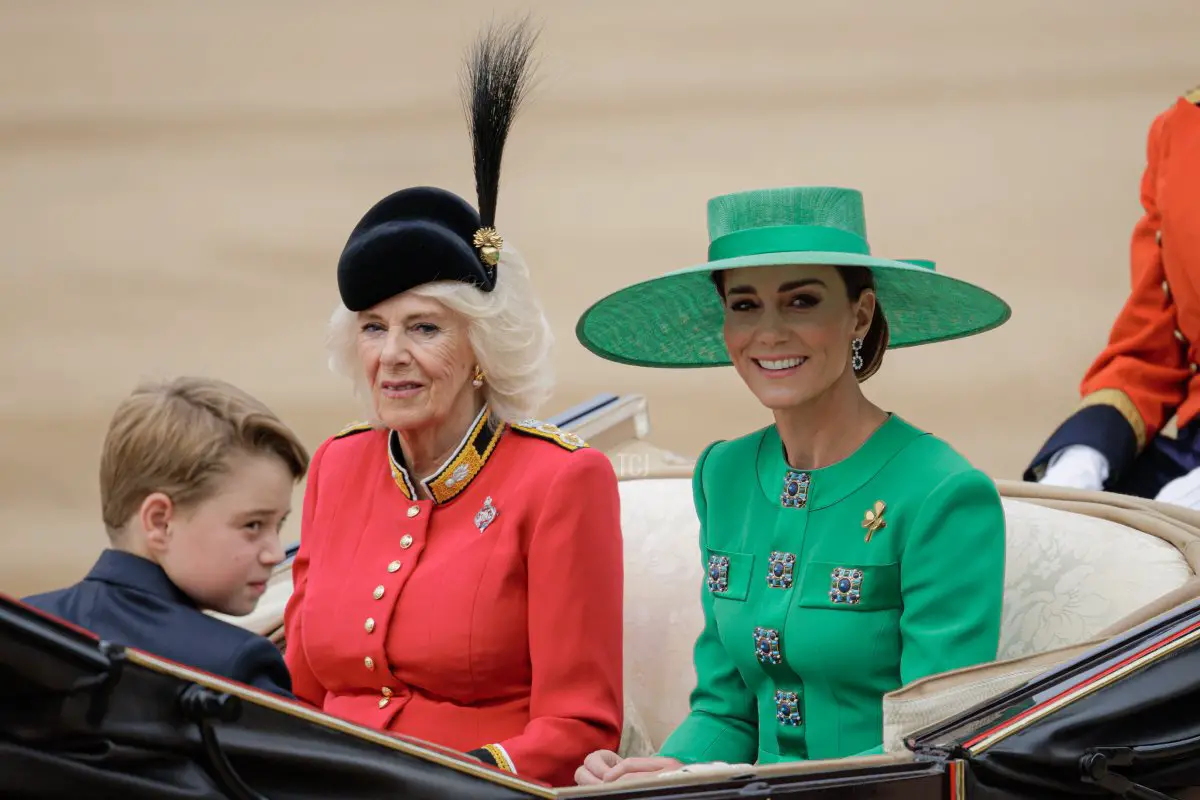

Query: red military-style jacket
left=1028, top=87, right=1200, bottom=485
left=283, top=406, right=624, bottom=787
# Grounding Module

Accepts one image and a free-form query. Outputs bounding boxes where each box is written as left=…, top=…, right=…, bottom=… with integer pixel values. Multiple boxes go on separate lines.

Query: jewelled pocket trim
left=795, top=561, right=901, bottom=612
left=706, top=555, right=730, bottom=593
left=703, top=549, right=755, bottom=601
left=829, top=567, right=863, bottom=605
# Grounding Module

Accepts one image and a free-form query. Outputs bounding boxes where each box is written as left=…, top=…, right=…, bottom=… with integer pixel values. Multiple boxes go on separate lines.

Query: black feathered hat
left=336, top=18, right=538, bottom=312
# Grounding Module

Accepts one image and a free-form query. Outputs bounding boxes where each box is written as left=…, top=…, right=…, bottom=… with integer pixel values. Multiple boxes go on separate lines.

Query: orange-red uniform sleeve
left=1078, top=108, right=1191, bottom=444
left=283, top=438, right=330, bottom=710
left=469, top=447, right=624, bottom=786
left=1027, top=107, right=1191, bottom=484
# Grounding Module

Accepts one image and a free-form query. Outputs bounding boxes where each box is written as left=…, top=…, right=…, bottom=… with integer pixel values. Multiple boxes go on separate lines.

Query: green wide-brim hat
left=575, top=186, right=1012, bottom=368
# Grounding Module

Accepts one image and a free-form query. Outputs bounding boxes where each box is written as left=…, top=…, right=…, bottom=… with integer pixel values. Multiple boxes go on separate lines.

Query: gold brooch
left=472, top=227, right=503, bottom=266
left=862, top=501, right=886, bottom=542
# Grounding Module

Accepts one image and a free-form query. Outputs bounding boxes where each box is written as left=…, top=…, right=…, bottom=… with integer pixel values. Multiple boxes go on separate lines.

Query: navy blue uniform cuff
left=1024, top=405, right=1138, bottom=487
left=466, top=744, right=514, bottom=773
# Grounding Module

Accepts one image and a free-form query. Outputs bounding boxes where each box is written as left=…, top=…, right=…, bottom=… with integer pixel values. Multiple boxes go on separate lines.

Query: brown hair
left=836, top=266, right=889, bottom=382
left=99, top=376, right=310, bottom=536
left=711, top=266, right=889, bottom=382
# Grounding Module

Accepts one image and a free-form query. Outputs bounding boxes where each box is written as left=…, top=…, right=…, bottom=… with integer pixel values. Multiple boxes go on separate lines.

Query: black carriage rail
left=6, top=583, right=1200, bottom=797
left=8, top=390, right=1200, bottom=797
left=0, top=588, right=950, bottom=799
left=907, top=595, right=1200, bottom=756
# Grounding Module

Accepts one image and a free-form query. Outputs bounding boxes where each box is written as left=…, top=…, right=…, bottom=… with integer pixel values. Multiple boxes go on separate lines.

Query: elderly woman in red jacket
left=282, top=21, right=624, bottom=787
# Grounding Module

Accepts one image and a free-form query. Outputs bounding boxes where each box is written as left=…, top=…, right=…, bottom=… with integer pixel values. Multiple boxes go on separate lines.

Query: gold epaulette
left=509, top=418, right=589, bottom=451
left=1185, top=84, right=1200, bottom=105
left=333, top=420, right=375, bottom=439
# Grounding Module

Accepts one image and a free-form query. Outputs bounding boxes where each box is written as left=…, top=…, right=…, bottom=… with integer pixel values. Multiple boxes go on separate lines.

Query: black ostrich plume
left=460, top=16, right=541, bottom=231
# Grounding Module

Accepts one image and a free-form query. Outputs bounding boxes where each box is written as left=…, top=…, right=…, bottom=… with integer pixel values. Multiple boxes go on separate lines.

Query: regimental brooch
left=475, top=496, right=498, bottom=533
left=862, top=501, right=886, bottom=542
left=473, top=227, right=504, bottom=266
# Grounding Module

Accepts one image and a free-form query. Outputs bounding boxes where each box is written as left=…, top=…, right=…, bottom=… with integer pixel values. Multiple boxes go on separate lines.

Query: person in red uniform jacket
left=1027, top=85, right=1200, bottom=510
left=282, top=20, right=624, bottom=787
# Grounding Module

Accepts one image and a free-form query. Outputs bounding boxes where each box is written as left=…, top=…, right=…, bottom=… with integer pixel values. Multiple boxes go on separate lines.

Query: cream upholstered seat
left=210, top=394, right=1200, bottom=776
left=613, top=475, right=1199, bottom=756
left=994, top=498, right=1189, bottom=660
left=215, top=422, right=1200, bottom=763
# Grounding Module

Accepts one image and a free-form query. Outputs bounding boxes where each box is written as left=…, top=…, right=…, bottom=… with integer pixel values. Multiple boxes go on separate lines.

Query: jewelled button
left=775, top=691, right=801, bottom=726
left=829, top=567, right=864, bottom=605
left=364, top=617, right=375, bottom=633
left=373, top=585, right=385, bottom=600
left=766, top=552, right=795, bottom=589
left=780, top=470, right=810, bottom=509
left=407, top=506, right=420, bottom=518
left=400, top=535, right=414, bottom=549
left=378, top=696, right=389, bottom=709
left=706, top=555, right=730, bottom=593
left=364, top=656, right=375, bottom=671
left=387, top=560, right=401, bottom=573
left=753, top=627, right=782, bottom=665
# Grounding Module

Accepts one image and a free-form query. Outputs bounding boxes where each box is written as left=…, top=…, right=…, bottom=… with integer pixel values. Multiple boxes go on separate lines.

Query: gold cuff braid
left=1078, top=388, right=1148, bottom=452
left=482, top=744, right=515, bottom=773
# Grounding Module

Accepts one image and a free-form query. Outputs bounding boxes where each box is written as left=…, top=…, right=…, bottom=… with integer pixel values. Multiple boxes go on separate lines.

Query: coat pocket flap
left=704, top=548, right=756, bottom=602
left=797, top=561, right=900, bottom=611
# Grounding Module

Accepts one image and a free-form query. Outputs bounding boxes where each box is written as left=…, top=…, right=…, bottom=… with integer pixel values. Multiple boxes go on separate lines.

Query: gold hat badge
left=862, top=501, right=886, bottom=542
left=473, top=227, right=504, bottom=266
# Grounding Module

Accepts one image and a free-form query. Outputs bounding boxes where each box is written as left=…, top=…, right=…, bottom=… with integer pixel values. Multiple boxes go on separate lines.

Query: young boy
left=23, top=376, right=309, bottom=699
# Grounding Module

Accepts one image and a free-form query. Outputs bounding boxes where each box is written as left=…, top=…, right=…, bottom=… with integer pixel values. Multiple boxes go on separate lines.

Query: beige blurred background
left=1, top=0, right=1197, bottom=596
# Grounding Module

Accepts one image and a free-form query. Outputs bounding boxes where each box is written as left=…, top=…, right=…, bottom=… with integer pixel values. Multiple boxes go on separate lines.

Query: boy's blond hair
left=100, top=376, right=310, bottom=536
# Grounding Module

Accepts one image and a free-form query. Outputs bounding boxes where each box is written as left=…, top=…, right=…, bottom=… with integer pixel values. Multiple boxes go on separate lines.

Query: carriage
left=5, top=393, right=1200, bottom=799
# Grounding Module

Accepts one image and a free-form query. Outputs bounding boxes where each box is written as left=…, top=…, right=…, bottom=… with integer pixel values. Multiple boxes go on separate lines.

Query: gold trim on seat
left=963, top=621, right=1200, bottom=754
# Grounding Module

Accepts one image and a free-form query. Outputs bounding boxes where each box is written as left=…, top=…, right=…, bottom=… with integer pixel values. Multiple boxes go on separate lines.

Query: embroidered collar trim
left=387, top=405, right=504, bottom=504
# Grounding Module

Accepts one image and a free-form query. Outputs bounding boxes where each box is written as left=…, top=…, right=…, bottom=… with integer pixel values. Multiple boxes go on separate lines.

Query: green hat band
left=708, top=224, right=871, bottom=262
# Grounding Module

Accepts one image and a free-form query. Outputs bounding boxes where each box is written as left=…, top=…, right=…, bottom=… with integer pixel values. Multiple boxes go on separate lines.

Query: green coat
left=657, top=414, right=1006, bottom=765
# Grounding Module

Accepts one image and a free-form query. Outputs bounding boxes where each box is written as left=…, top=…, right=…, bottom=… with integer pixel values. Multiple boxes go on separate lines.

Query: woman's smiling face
left=720, top=264, right=875, bottom=410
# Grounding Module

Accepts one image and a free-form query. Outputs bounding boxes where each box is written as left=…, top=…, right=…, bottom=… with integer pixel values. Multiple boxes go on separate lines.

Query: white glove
left=1039, top=445, right=1110, bottom=492
left=1155, top=467, right=1200, bottom=510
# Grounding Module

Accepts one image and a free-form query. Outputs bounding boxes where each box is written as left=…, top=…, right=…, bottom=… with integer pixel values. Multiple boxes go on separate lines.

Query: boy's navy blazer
left=23, top=548, right=293, bottom=699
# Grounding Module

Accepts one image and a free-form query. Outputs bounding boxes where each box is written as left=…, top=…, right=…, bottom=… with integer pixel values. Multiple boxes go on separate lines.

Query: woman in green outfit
left=573, top=186, right=1012, bottom=785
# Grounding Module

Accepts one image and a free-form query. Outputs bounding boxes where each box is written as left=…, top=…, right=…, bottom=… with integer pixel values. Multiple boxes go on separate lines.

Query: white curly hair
left=326, top=243, right=555, bottom=425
